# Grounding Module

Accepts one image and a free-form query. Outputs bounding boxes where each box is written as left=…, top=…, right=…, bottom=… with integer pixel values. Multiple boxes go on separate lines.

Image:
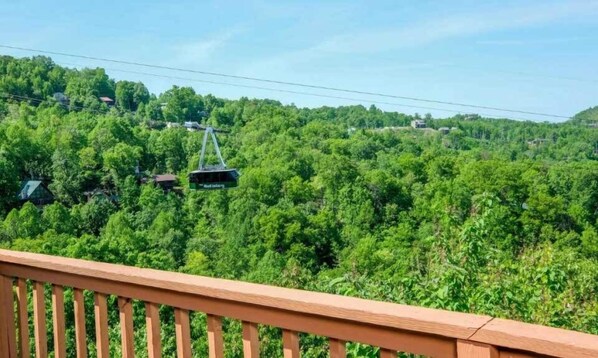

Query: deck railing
left=0, top=249, right=596, bottom=358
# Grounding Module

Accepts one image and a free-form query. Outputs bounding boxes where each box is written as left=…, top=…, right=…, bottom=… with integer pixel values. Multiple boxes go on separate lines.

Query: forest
left=0, top=55, right=597, bottom=357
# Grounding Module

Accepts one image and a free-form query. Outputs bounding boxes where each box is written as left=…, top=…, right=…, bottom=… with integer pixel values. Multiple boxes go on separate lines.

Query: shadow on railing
left=0, top=249, right=596, bottom=358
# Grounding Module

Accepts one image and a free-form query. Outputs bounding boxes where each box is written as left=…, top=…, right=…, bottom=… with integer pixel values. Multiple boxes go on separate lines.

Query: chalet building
left=147, top=174, right=178, bottom=192
left=53, top=92, right=69, bottom=106
left=18, top=180, right=54, bottom=206
left=184, top=122, right=201, bottom=131
left=99, top=97, right=115, bottom=107
left=411, top=120, right=426, bottom=129
left=527, top=138, right=548, bottom=147
left=166, top=122, right=181, bottom=129
left=154, top=174, right=177, bottom=191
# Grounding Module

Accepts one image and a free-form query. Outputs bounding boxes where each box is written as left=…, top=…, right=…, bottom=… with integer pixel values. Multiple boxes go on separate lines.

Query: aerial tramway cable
left=0, top=44, right=571, bottom=120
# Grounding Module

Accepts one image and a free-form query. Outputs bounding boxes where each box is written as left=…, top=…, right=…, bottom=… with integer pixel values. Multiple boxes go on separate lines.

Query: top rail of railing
left=0, top=249, right=596, bottom=358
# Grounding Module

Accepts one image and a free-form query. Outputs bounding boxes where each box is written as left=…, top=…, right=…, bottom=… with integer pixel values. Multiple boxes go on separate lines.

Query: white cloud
left=170, top=27, right=245, bottom=66
left=241, top=0, right=598, bottom=74
left=476, top=36, right=595, bottom=46
left=311, top=1, right=598, bottom=54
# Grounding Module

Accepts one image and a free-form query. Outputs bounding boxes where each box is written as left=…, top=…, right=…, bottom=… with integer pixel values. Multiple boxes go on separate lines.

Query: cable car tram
left=189, top=126, right=240, bottom=190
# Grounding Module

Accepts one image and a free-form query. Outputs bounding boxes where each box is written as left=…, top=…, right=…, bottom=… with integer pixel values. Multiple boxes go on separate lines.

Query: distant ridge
left=571, top=106, right=598, bottom=124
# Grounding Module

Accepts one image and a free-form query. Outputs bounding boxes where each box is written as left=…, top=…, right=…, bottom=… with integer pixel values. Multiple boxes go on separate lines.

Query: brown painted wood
left=2, top=250, right=598, bottom=358
left=94, top=293, right=109, bottom=358
left=73, top=289, right=87, bottom=358
left=242, top=321, right=259, bottom=358
left=499, top=349, right=546, bottom=358
left=0, top=275, right=18, bottom=358
left=458, top=340, right=499, bottom=358
left=51, top=285, right=66, bottom=358
left=380, top=348, right=396, bottom=358
left=32, top=281, right=48, bottom=358
left=174, top=308, right=191, bottom=358
left=329, top=339, right=346, bottom=358
left=0, top=250, right=489, bottom=339
left=145, top=302, right=161, bottom=358
left=0, top=262, right=457, bottom=357
left=282, top=329, right=300, bottom=358
left=470, top=318, right=598, bottom=358
left=118, top=297, right=135, bottom=358
left=0, top=277, right=7, bottom=358
left=15, top=278, right=30, bottom=358
left=207, top=315, right=224, bottom=358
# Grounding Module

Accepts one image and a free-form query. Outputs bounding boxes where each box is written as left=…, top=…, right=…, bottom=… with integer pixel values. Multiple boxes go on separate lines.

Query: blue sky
left=1, top=0, right=597, bottom=121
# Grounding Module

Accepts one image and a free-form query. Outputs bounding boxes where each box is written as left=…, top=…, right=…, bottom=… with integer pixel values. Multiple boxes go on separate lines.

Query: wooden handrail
left=0, top=249, right=597, bottom=358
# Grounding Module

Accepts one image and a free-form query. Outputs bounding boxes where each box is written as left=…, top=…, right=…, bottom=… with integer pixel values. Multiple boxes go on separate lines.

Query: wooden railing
left=0, top=250, right=596, bottom=358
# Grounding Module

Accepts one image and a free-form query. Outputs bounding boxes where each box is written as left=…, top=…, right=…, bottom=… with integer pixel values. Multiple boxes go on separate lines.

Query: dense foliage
left=1, top=55, right=597, bottom=357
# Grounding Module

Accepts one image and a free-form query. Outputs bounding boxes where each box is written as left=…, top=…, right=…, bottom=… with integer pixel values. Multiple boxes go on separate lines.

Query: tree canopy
left=0, top=55, right=597, bottom=357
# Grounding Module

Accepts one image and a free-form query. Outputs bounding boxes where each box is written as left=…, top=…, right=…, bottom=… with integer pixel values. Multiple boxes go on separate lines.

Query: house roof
left=19, top=180, right=42, bottom=199
left=18, top=180, right=53, bottom=200
left=99, top=97, right=114, bottom=102
left=154, top=174, right=177, bottom=182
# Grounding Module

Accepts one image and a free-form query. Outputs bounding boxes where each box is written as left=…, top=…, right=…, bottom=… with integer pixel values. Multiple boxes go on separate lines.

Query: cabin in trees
left=166, top=122, right=181, bottom=129
left=184, top=122, right=201, bottom=131
left=99, top=96, right=115, bottom=107
left=411, top=120, right=427, bottom=129
left=53, top=92, right=69, bottom=106
left=527, top=138, right=548, bottom=147
left=144, top=174, right=178, bottom=192
left=17, top=180, right=54, bottom=206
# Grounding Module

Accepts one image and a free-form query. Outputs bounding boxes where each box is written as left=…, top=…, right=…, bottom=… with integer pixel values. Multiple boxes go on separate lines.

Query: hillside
left=0, top=55, right=597, bottom=356
left=571, top=106, right=598, bottom=124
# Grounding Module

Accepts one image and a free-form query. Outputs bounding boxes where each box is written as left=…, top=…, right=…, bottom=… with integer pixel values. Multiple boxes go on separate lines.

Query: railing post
left=457, top=340, right=498, bottom=358
left=51, top=285, right=67, bottom=358
left=15, top=279, right=29, bottom=358
left=0, top=275, right=18, bottom=358
left=94, top=293, right=109, bottom=358
left=145, top=302, right=162, bottom=358
left=329, top=339, right=346, bottom=358
left=207, top=315, right=224, bottom=358
left=242, top=321, right=259, bottom=358
left=282, top=329, right=300, bottom=358
left=118, top=297, right=135, bottom=358
left=32, top=281, right=47, bottom=358
left=73, top=289, right=87, bottom=358
left=174, top=308, right=191, bottom=358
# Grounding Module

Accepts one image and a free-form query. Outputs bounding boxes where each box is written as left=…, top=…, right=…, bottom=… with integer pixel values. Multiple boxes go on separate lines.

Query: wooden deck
left=0, top=249, right=596, bottom=357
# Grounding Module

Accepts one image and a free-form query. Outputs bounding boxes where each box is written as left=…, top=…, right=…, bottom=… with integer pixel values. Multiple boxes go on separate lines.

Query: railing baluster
left=15, top=278, right=29, bottom=358
left=380, top=348, right=396, bottom=358
left=329, top=339, right=346, bottom=358
left=174, top=308, right=191, bottom=358
left=73, top=289, right=87, bottom=358
left=32, top=281, right=48, bottom=358
left=0, top=275, right=17, bottom=358
left=145, top=302, right=162, bottom=358
left=118, top=297, right=135, bottom=358
left=457, top=340, right=498, bottom=358
left=94, top=293, right=109, bottom=358
left=242, top=321, right=259, bottom=358
left=207, top=315, right=224, bottom=358
left=282, top=329, right=300, bottom=358
left=51, top=285, right=66, bottom=358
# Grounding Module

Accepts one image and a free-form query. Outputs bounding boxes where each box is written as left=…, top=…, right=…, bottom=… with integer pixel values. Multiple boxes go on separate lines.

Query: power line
left=0, top=44, right=571, bottom=120
left=54, top=61, right=536, bottom=121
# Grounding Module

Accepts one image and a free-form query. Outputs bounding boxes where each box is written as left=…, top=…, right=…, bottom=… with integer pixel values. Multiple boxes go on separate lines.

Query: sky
left=0, top=0, right=597, bottom=121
